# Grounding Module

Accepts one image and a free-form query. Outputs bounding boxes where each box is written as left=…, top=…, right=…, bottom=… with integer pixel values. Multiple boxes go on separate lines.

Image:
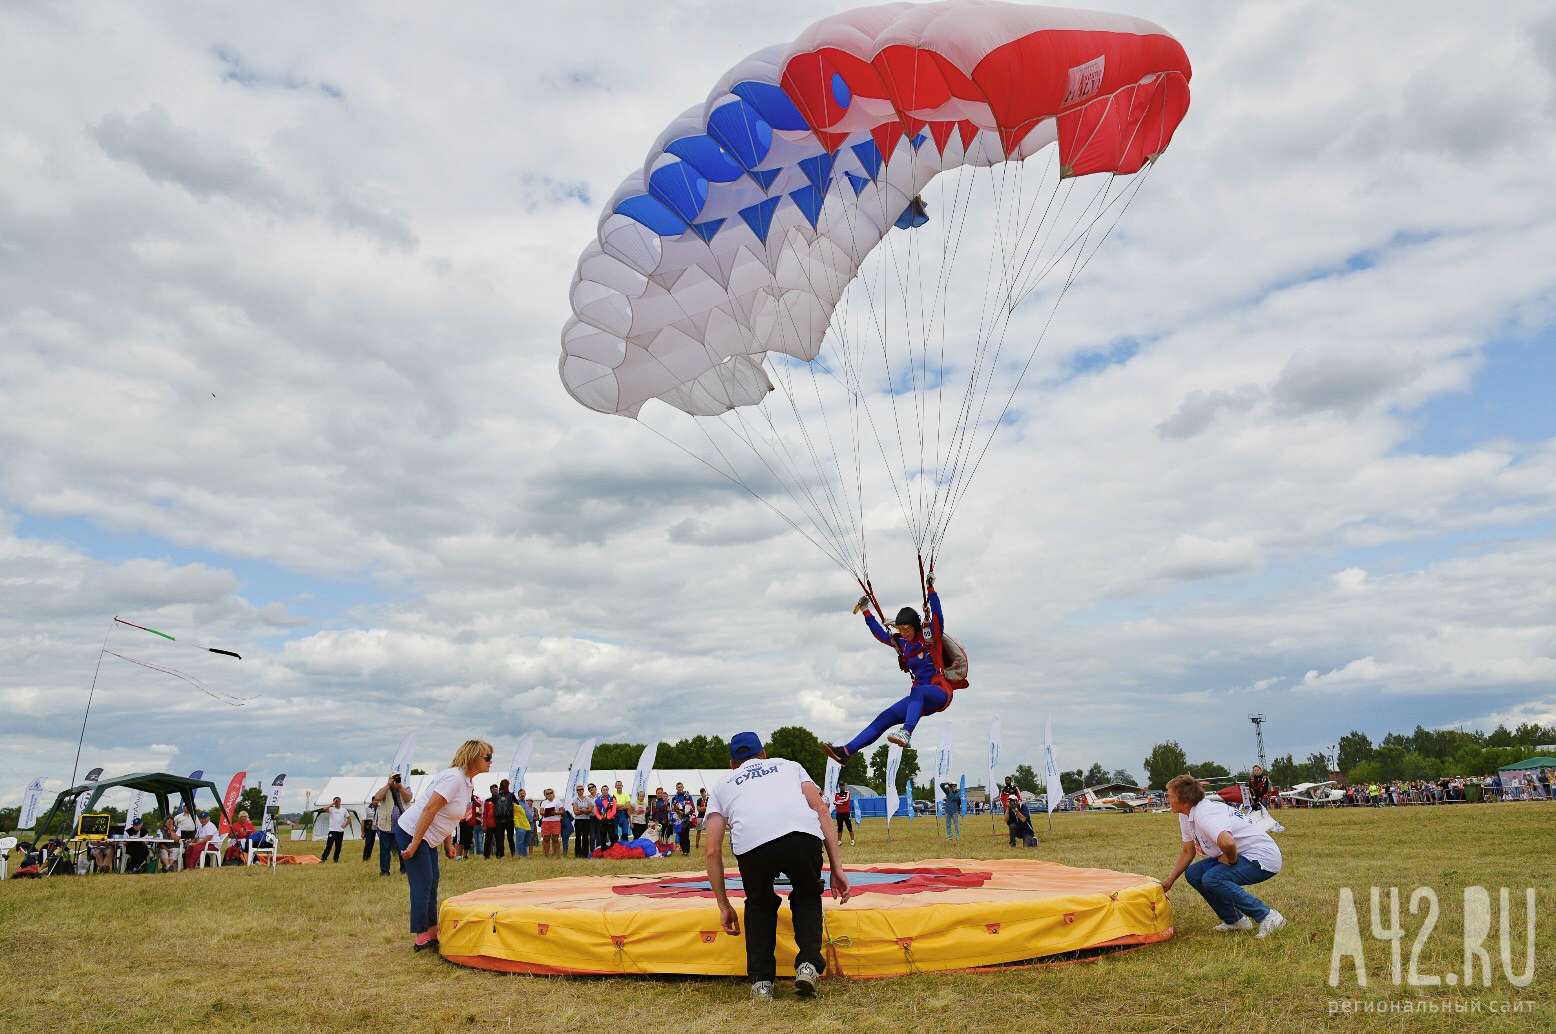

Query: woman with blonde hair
left=397, top=738, right=491, bottom=951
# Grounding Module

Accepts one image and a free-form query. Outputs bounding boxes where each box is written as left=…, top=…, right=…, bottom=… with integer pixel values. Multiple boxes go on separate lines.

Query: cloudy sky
left=3, top=1, right=1553, bottom=810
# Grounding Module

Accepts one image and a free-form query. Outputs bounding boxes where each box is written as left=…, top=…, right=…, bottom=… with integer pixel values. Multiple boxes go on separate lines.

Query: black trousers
left=496, top=820, right=516, bottom=857
left=574, top=818, right=592, bottom=857
left=735, top=831, right=827, bottom=984
left=362, top=823, right=376, bottom=861
left=322, top=830, right=344, bottom=862
left=835, top=813, right=853, bottom=838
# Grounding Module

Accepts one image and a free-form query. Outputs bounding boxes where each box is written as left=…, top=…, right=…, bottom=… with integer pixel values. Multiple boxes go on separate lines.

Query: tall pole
left=1248, top=715, right=1267, bottom=771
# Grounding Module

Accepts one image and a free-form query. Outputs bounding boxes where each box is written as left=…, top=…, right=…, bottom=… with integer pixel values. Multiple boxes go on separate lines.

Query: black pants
left=322, top=830, right=344, bottom=862
left=496, top=820, right=516, bottom=857
left=574, top=818, right=592, bottom=857
left=362, top=824, right=377, bottom=861
left=835, top=813, right=853, bottom=838
left=596, top=817, right=617, bottom=852
left=735, top=831, right=827, bottom=984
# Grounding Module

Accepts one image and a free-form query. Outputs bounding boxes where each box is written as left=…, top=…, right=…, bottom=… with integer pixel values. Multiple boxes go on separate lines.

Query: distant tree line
left=1138, top=722, right=1556, bottom=791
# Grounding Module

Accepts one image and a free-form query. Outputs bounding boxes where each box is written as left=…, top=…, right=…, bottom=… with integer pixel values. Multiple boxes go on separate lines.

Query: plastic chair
left=246, top=836, right=277, bottom=871
left=0, top=836, right=15, bottom=880
left=198, top=834, right=227, bottom=868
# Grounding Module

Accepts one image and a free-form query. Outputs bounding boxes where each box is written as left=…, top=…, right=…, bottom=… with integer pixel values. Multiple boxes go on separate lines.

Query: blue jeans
left=514, top=825, right=529, bottom=857
left=845, top=681, right=950, bottom=755
left=945, top=805, right=961, bottom=839
left=378, top=825, right=401, bottom=874
left=472, top=826, right=484, bottom=855
left=395, top=826, right=440, bottom=935
left=1184, top=856, right=1275, bottom=923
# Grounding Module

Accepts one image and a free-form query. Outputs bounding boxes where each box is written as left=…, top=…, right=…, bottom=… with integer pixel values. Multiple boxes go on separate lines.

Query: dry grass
left=2, top=805, right=1552, bottom=1033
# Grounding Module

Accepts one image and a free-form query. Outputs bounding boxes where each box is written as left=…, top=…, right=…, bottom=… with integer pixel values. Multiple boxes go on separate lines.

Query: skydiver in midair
left=823, top=574, right=957, bottom=761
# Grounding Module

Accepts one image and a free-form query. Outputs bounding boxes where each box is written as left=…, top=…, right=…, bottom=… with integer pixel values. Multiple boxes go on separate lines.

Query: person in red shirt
left=832, top=787, right=854, bottom=846
left=481, top=784, right=498, bottom=858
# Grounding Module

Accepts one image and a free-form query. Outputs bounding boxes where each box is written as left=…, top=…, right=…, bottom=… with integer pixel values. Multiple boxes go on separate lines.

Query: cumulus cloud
left=1, top=1, right=1554, bottom=808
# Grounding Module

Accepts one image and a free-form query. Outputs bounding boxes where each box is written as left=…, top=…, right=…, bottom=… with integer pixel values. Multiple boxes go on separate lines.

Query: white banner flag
left=72, top=767, right=103, bottom=832
left=566, top=738, right=596, bottom=798
left=508, top=735, right=535, bottom=794
left=988, top=717, right=1002, bottom=811
left=19, top=776, right=45, bottom=829
left=126, top=789, right=146, bottom=827
left=934, top=724, right=954, bottom=806
left=822, top=757, right=841, bottom=808
left=391, top=731, right=418, bottom=783
left=631, top=742, right=658, bottom=802
left=885, top=742, right=903, bottom=830
left=263, top=774, right=286, bottom=833
left=1044, top=713, right=1064, bottom=815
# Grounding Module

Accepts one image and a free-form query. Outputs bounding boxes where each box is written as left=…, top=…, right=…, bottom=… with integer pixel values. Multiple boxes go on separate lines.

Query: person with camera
left=372, top=773, right=413, bottom=876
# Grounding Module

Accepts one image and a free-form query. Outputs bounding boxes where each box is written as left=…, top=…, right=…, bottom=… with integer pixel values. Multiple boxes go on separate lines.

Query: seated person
left=123, top=816, right=151, bottom=873
left=224, top=811, right=258, bottom=863
left=157, top=818, right=181, bottom=871
left=184, top=810, right=220, bottom=870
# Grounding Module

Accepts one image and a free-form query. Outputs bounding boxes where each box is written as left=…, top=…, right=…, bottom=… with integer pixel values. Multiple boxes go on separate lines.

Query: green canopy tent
left=1495, top=756, right=1556, bottom=774
left=33, top=772, right=231, bottom=838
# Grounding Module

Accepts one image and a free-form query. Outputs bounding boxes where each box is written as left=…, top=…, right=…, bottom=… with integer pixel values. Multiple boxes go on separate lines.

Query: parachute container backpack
left=560, top=2, right=1191, bottom=585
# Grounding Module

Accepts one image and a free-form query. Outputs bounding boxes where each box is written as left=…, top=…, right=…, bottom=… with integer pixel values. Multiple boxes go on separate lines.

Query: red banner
left=218, top=771, right=246, bottom=833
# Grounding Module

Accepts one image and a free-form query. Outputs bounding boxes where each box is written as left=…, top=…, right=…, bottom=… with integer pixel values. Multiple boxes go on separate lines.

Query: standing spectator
left=613, top=780, right=633, bottom=845
left=649, top=787, right=672, bottom=840
left=593, top=784, right=618, bottom=853
left=320, top=797, right=354, bottom=863
left=372, top=773, right=413, bottom=876
left=491, top=780, right=517, bottom=858
left=481, top=784, right=500, bottom=857
left=458, top=790, right=481, bottom=860
left=630, top=792, right=649, bottom=840
left=173, top=803, right=196, bottom=844
left=362, top=796, right=380, bottom=862
left=704, top=732, right=851, bottom=1001
left=571, top=785, right=593, bottom=859
left=538, top=788, right=564, bottom=858
left=513, top=789, right=534, bottom=857
left=832, top=786, right=854, bottom=846
left=940, top=781, right=962, bottom=840
left=672, top=782, right=695, bottom=857
left=1161, top=773, right=1284, bottom=938
left=1248, top=765, right=1272, bottom=810
left=398, top=739, right=490, bottom=951
left=1539, top=768, right=1551, bottom=800
left=694, top=788, right=709, bottom=851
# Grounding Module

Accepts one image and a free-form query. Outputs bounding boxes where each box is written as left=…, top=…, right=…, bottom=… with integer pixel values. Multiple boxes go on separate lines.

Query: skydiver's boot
left=887, top=727, right=912, bottom=749
left=822, top=743, right=850, bottom=764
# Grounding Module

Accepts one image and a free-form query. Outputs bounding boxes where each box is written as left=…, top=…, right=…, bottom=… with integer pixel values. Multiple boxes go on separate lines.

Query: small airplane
left=1279, top=781, right=1345, bottom=806
left=1083, top=787, right=1166, bottom=813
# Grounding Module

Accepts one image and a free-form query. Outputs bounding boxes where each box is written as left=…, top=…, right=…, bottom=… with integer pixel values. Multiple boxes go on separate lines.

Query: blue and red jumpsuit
left=842, top=587, right=953, bottom=756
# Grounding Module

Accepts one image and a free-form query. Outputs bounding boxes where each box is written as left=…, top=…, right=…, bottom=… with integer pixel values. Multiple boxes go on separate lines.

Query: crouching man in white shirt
left=1161, top=773, right=1285, bottom=937
left=703, top=732, right=852, bottom=1001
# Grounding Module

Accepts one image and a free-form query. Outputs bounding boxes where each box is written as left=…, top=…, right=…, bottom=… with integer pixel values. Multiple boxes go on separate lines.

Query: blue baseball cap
left=729, top=732, right=763, bottom=762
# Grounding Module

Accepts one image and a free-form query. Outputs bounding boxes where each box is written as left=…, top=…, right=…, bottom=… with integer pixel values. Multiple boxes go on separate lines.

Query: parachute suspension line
left=938, top=164, right=1152, bottom=539
left=639, top=420, right=860, bottom=580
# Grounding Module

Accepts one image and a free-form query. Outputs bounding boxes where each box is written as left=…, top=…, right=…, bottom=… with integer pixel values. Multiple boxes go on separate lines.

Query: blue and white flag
left=1044, top=714, right=1064, bottom=815
left=391, top=731, right=418, bottom=783
left=631, top=742, right=658, bottom=802
left=263, top=774, right=286, bottom=833
left=934, top=723, right=954, bottom=807
left=566, top=738, right=596, bottom=798
left=19, top=777, right=45, bottom=829
left=72, top=767, right=103, bottom=831
left=126, top=789, right=146, bottom=828
left=885, top=742, right=903, bottom=830
left=822, top=757, right=841, bottom=810
left=509, top=735, right=534, bottom=795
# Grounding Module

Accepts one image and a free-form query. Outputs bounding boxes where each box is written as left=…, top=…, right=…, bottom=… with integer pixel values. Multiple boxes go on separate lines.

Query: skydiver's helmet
left=893, top=607, right=922, bottom=636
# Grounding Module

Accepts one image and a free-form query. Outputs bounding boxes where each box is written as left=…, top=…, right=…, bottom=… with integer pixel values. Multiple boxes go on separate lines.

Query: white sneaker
left=887, top=728, right=912, bottom=748
left=751, top=981, right=774, bottom=1001
left=1213, top=916, right=1254, bottom=932
left=794, top=961, right=819, bottom=998
left=1255, top=910, right=1286, bottom=938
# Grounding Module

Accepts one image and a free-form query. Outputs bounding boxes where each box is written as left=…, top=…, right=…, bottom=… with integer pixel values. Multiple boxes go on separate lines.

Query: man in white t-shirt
left=1161, top=774, right=1285, bottom=937
left=320, top=797, right=354, bottom=863
left=704, top=732, right=851, bottom=1001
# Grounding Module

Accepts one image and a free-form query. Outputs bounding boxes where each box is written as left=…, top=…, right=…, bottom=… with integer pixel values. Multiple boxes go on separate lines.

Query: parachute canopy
left=561, top=1, right=1190, bottom=419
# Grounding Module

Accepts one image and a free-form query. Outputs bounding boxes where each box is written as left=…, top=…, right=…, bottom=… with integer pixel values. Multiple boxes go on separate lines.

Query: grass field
left=3, top=805, right=1551, bottom=1033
